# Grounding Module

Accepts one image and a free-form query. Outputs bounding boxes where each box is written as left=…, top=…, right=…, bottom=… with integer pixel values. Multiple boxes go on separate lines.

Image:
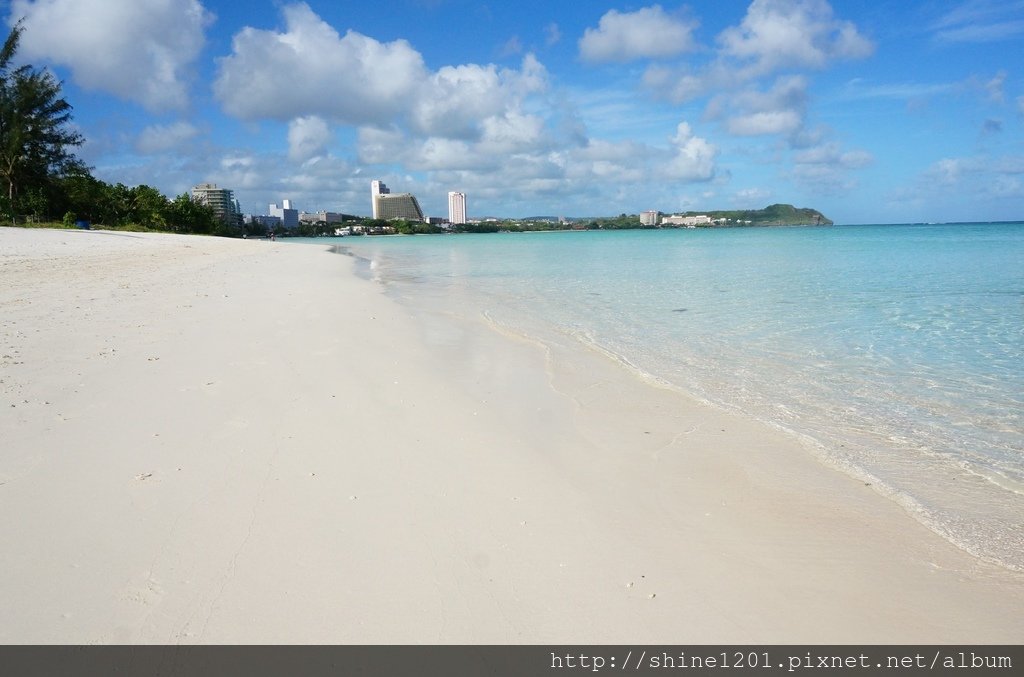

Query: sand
left=1, top=226, right=1022, bottom=644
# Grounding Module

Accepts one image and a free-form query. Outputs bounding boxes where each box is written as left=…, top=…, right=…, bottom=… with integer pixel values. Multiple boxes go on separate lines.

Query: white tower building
left=371, top=180, right=390, bottom=218
left=448, top=191, right=467, bottom=225
left=269, top=199, right=299, bottom=229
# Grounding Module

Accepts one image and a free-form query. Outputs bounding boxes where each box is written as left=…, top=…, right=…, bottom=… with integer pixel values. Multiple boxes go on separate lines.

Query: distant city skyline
left=7, top=1, right=1024, bottom=224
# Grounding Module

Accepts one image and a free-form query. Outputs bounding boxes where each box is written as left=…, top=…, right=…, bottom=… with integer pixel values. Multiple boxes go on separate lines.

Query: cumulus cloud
left=661, top=122, right=718, bottom=181
left=215, top=2, right=550, bottom=158
left=288, top=116, right=333, bottom=163
left=912, top=153, right=1024, bottom=204
left=135, top=121, right=200, bottom=154
left=790, top=140, right=872, bottom=193
left=410, top=55, right=548, bottom=139
left=642, top=60, right=751, bottom=104
left=356, top=111, right=549, bottom=173
left=10, top=0, right=211, bottom=111
left=356, top=126, right=408, bottom=167
left=718, top=0, right=873, bottom=76
left=214, top=3, right=427, bottom=123
left=356, top=111, right=719, bottom=214
left=638, top=0, right=872, bottom=154
left=712, top=75, right=809, bottom=137
left=579, top=5, right=699, bottom=63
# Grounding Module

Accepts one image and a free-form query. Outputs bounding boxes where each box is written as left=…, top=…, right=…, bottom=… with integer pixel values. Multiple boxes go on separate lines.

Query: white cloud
left=479, top=111, right=546, bottom=155
left=715, top=75, right=809, bottom=137
left=545, top=23, right=562, bottom=47
left=727, top=110, right=803, bottom=136
left=280, top=155, right=355, bottom=201
left=215, top=154, right=266, bottom=192
left=791, top=163, right=857, bottom=194
left=931, top=0, right=1024, bottom=42
left=642, top=61, right=747, bottom=103
left=790, top=141, right=872, bottom=194
left=356, top=126, right=408, bottom=166
left=912, top=154, right=1024, bottom=204
left=356, top=110, right=549, bottom=173
left=839, top=78, right=956, bottom=101
left=718, top=0, right=873, bottom=76
left=989, top=176, right=1023, bottom=198
left=733, top=187, right=772, bottom=206
left=661, top=122, right=717, bottom=180
left=640, top=0, right=872, bottom=147
left=10, top=0, right=211, bottom=111
left=579, top=5, right=699, bottom=63
left=135, top=121, right=200, bottom=154
left=412, top=137, right=482, bottom=171
left=216, top=3, right=552, bottom=167
left=411, top=56, right=548, bottom=139
left=214, top=3, right=427, bottom=123
left=500, top=36, right=523, bottom=57
left=982, top=70, right=1005, bottom=102
left=287, top=116, right=333, bottom=163
left=794, top=142, right=873, bottom=168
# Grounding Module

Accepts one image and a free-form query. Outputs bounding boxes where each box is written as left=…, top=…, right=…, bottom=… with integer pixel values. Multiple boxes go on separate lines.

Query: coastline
left=1, top=226, right=1022, bottom=643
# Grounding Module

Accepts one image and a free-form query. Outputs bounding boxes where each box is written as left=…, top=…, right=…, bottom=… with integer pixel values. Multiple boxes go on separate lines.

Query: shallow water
left=303, top=223, right=1024, bottom=570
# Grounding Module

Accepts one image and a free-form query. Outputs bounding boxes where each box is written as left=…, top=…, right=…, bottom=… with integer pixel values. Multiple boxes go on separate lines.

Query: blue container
left=75, top=220, right=90, bottom=230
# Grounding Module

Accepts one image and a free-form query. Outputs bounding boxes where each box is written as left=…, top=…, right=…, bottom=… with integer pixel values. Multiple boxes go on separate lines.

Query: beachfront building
left=370, top=180, right=390, bottom=218
left=448, top=191, right=467, bottom=225
left=192, top=183, right=239, bottom=225
left=371, top=180, right=425, bottom=222
left=299, top=211, right=351, bottom=225
left=640, top=210, right=659, bottom=226
left=251, top=214, right=281, bottom=230
left=269, top=199, right=299, bottom=229
left=375, top=192, right=425, bottom=221
left=663, top=214, right=712, bottom=226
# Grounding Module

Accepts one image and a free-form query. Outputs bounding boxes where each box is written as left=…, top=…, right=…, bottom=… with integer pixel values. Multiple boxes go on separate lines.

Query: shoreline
left=2, top=227, right=1022, bottom=643
left=334, top=226, right=1024, bottom=575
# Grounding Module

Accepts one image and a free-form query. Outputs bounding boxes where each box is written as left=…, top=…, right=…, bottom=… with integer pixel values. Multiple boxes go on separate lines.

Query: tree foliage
left=0, top=20, right=84, bottom=220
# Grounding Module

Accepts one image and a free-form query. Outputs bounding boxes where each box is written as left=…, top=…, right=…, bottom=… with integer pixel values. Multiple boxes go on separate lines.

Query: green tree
left=55, top=170, right=106, bottom=223
left=165, top=192, right=218, bottom=234
left=0, top=21, right=84, bottom=221
left=129, top=184, right=169, bottom=230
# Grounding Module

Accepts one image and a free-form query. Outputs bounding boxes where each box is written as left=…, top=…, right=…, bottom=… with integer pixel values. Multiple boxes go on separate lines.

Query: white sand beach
left=1, top=226, right=1022, bottom=644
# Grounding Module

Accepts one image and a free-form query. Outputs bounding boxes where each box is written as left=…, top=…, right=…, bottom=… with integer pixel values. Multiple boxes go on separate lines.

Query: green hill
left=681, top=204, right=832, bottom=226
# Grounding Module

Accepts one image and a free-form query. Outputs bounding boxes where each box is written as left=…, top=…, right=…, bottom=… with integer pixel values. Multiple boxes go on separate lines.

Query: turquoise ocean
left=305, top=223, right=1024, bottom=570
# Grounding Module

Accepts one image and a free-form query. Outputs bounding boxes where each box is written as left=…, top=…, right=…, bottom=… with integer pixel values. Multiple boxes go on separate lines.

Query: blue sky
left=4, top=0, right=1023, bottom=223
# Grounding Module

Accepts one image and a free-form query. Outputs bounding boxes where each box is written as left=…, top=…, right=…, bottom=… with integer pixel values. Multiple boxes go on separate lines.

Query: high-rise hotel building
left=370, top=180, right=390, bottom=218
left=370, top=179, right=424, bottom=222
left=448, top=191, right=467, bottom=225
left=191, top=183, right=239, bottom=224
